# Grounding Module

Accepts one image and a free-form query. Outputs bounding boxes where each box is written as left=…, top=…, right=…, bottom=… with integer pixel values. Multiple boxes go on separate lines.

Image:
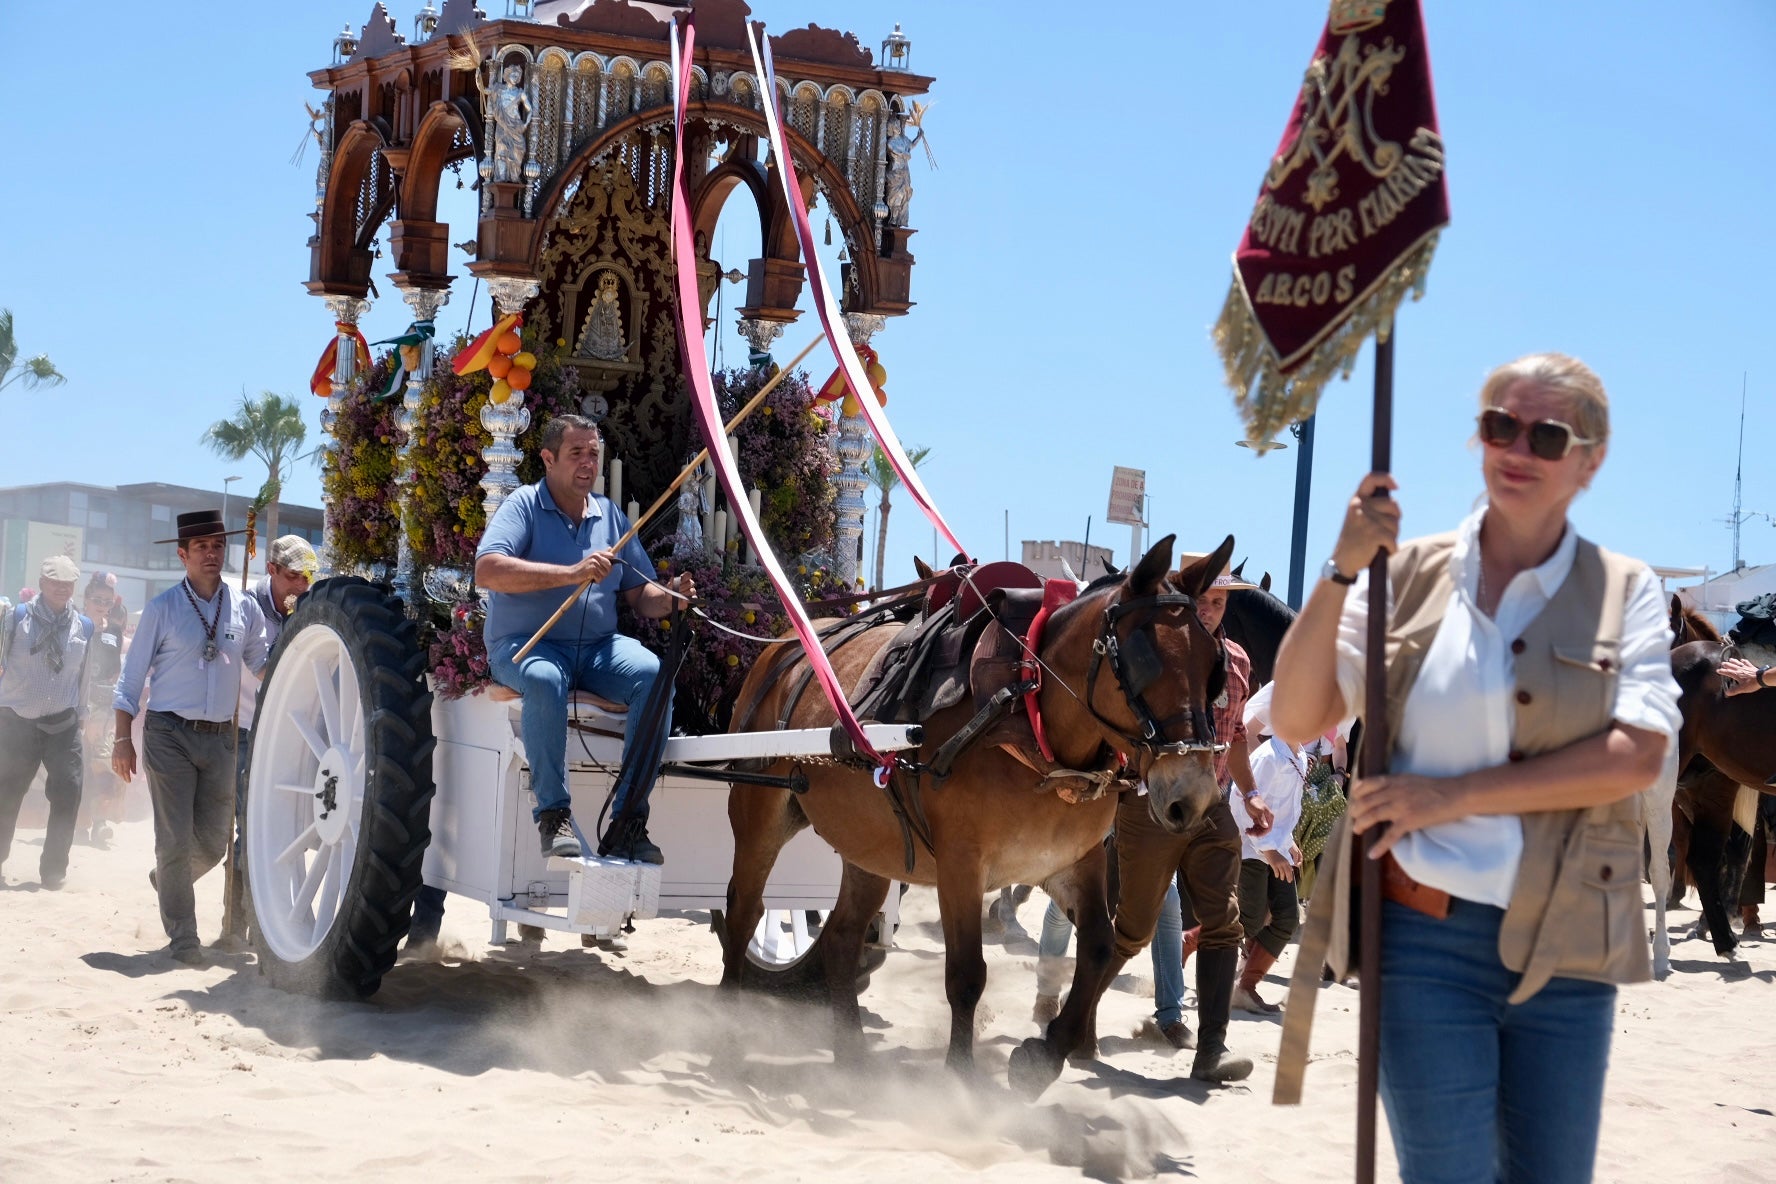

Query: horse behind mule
left=721, top=535, right=1232, bottom=1079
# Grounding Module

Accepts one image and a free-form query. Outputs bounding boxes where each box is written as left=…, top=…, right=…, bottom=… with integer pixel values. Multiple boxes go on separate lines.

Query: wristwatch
left=1759, top=665, right=1772, bottom=689
left=1320, top=557, right=1358, bottom=586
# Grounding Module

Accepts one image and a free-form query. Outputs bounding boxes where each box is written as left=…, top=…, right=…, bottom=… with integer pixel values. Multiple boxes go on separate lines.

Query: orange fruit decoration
left=490, top=378, right=512, bottom=404
left=487, top=353, right=513, bottom=379
left=506, top=366, right=533, bottom=392
left=496, top=331, right=522, bottom=355
left=512, top=351, right=537, bottom=371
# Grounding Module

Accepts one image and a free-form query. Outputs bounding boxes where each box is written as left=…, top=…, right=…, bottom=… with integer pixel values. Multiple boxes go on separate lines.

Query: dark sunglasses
left=1477, top=407, right=1597, bottom=460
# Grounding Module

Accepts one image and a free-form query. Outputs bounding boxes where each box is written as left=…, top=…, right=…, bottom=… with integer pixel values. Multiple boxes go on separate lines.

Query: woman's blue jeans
left=1037, top=877, right=1183, bottom=1024
left=1379, top=899, right=1616, bottom=1184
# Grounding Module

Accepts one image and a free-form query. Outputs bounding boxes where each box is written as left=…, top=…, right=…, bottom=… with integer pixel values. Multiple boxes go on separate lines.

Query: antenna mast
left=1733, top=372, right=1747, bottom=571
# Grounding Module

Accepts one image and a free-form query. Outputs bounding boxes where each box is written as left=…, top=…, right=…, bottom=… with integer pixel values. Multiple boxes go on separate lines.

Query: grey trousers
left=1237, top=856, right=1300, bottom=959
left=143, top=713, right=236, bottom=949
left=0, top=707, right=83, bottom=883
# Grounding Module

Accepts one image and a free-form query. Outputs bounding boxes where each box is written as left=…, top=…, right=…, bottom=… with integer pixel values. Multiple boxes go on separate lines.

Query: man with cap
left=0, top=554, right=97, bottom=889
left=1107, top=550, right=1273, bottom=1082
left=113, top=510, right=269, bottom=965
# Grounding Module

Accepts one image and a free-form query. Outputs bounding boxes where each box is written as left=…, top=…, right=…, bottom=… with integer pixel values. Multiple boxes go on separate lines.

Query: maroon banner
left=1215, top=0, right=1449, bottom=447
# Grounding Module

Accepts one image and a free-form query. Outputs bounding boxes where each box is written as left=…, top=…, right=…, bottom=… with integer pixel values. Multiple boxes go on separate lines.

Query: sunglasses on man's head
left=1477, top=407, right=1597, bottom=461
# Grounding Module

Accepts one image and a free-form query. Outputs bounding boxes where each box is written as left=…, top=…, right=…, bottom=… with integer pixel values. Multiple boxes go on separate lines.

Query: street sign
left=1107, top=467, right=1145, bottom=526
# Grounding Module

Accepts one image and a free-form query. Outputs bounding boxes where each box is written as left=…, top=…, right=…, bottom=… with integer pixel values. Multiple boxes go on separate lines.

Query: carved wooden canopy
left=303, top=0, right=934, bottom=333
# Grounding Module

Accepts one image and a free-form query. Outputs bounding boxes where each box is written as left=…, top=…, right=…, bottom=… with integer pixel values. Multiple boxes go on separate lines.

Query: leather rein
left=1082, top=590, right=1226, bottom=764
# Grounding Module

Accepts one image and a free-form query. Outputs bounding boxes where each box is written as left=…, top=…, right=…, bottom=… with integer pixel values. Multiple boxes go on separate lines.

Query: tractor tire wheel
left=244, top=577, right=435, bottom=998
left=710, top=908, right=891, bottom=995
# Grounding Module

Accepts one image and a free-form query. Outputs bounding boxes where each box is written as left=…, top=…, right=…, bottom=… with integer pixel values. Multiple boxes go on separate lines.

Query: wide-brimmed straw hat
left=1177, top=551, right=1259, bottom=592
left=154, top=509, right=250, bottom=546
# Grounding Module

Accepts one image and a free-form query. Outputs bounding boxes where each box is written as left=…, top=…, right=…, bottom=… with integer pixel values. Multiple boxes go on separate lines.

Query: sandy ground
left=1, top=817, right=1773, bottom=1182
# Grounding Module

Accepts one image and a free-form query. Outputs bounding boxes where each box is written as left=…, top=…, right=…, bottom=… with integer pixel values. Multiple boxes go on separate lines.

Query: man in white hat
left=0, top=554, right=97, bottom=889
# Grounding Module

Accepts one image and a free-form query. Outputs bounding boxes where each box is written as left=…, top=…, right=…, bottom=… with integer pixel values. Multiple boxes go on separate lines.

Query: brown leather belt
left=149, top=711, right=234, bottom=735
left=1381, top=852, right=1451, bottom=920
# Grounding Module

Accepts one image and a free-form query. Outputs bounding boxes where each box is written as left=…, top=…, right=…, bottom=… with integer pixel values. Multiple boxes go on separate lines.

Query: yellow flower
left=743, top=610, right=756, bottom=625
left=726, top=654, right=739, bottom=667
left=661, top=620, right=671, bottom=631
left=556, top=337, right=567, bottom=348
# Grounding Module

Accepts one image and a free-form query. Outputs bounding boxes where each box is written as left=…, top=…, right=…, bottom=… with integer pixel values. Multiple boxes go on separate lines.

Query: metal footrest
left=547, top=853, right=662, bottom=931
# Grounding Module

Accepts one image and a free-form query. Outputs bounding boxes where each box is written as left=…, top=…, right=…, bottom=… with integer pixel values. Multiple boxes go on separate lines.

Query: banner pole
left=1356, top=322, right=1395, bottom=1184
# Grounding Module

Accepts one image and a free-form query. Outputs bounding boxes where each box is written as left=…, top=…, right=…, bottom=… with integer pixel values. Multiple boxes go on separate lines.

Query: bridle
left=1083, top=588, right=1227, bottom=764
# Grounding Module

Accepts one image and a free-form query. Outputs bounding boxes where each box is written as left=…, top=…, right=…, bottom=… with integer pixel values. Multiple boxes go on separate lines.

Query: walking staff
left=1208, top=3, right=1449, bottom=1180
left=113, top=510, right=268, bottom=967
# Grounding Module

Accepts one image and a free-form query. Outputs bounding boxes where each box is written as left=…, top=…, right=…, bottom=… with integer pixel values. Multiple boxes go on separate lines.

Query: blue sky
left=2, top=1, right=1772, bottom=592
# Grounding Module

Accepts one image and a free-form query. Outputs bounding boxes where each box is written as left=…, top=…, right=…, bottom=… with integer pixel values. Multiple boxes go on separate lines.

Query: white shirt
left=1334, top=506, right=1681, bottom=908
left=1231, top=735, right=1308, bottom=861
left=115, top=582, right=269, bottom=724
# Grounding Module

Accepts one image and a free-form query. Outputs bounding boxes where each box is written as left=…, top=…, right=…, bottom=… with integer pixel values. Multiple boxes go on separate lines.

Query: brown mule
left=721, top=535, right=1233, bottom=1083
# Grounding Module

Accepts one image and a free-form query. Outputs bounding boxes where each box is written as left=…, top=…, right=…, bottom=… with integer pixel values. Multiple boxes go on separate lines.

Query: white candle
left=592, top=455, right=605, bottom=496
left=745, top=488, right=763, bottom=564
left=727, top=436, right=741, bottom=474
left=626, top=498, right=641, bottom=524
left=713, top=510, right=727, bottom=557
left=609, top=458, right=623, bottom=510
left=701, top=472, right=717, bottom=545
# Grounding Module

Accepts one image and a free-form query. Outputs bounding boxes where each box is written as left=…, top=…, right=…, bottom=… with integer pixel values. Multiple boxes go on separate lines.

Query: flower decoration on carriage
left=320, top=351, right=403, bottom=570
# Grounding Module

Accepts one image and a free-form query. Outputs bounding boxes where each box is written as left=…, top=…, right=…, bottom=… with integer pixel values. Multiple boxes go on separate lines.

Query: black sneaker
left=538, top=809, right=582, bottom=859
left=599, top=818, right=664, bottom=865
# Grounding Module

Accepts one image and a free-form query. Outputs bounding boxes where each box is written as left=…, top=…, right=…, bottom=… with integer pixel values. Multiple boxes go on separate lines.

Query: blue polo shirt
left=477, top=481, right=656, bottom=647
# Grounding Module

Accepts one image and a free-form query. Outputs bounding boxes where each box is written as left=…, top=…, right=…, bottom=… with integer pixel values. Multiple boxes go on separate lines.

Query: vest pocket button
left=1511, top=639, right=1526, bottom=655
left=1516, top=689, right=1532, bottom=705
left=1508, top=749, right=1525, bottom=763
left=1599, top=865, right=1614, bottom=882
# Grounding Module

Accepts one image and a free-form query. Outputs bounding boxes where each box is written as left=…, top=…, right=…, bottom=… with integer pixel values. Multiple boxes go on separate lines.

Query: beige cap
left=40, top=554, right=80, bottom=583
left=1177, top=551, right=1259, bottom=592
left=268, top=536, right=318, bottom=577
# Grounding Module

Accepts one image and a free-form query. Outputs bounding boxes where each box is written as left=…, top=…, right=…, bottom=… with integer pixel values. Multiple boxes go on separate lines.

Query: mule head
left=914, top=555, right=936, bottom=581
left=1040, top=532, right=1228, bottom=833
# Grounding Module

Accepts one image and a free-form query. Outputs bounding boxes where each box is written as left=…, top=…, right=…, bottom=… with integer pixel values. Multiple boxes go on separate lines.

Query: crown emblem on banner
left=1329, top=0, right=1390, bottom=35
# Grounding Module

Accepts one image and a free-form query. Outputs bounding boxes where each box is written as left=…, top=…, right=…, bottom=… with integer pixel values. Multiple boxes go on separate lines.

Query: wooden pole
left=512, top=335, right=821, bottom=662
left=1356, top=322, right=1395, bottom=1184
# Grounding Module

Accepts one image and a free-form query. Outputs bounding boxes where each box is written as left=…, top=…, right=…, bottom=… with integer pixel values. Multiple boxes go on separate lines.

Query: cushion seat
left=486, top=684, right=629, bottom=714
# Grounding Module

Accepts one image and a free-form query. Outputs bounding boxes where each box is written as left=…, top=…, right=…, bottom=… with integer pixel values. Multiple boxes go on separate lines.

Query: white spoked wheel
left=748, top=909, right=828, bottom=968
left=249, top=623, right=366, bottom=964
left=245, top=578, right=434, bottom=999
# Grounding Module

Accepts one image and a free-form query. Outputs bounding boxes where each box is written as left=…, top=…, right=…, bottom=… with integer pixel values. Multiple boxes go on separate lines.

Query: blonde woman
left=1271, top=354, right=1679, bottom=1183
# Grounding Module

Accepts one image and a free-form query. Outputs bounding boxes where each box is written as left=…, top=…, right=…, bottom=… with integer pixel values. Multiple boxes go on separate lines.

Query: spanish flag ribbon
left=310, top=321, right=372, bottom=398
left=452, top=312, right=523, bottom=375
left=814, top=342, right=887, bottom=406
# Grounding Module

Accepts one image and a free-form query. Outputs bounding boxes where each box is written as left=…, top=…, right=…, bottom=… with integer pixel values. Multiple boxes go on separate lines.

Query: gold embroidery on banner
left=1266, top=34, right=1410, bottom=212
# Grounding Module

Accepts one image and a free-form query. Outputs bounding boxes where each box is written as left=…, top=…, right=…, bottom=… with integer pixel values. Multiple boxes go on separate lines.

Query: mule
left=721, top=536, right=1232, bottom=1078
left=1669, top=625, right=1776, bottom=956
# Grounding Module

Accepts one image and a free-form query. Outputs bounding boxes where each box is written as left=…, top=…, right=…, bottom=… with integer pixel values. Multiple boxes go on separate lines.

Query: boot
left=538, top=808, right=582, bottom=859
left=1234, top=939, right=1283, bottom=1014
left=1190, top=945, right=1254, bottom=1083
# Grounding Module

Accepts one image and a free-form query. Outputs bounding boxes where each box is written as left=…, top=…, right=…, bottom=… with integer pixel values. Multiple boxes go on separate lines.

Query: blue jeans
left=1379, top=899, right=1616, bottom=1184
left=488, top=632, right=668, bottom=823
left=1036, top=877, right=1183, bottom=1023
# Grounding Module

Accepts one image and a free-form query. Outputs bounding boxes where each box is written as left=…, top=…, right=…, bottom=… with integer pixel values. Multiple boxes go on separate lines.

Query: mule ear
left=1178, top=534, right=1236, bottom=598
left=1101, top=556, right=1123, bottom=579
left=1130, top=533, right=1176, bottom=593
left=1232, top=559, right=1247, bottom=580
left=1260, top=571, right=1273, bottom=593
left=914, top=555, right=935, bottom=580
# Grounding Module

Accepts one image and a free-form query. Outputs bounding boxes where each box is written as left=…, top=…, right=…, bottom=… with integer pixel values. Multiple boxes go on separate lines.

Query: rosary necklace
left=182, top=579, right=223, bottom=664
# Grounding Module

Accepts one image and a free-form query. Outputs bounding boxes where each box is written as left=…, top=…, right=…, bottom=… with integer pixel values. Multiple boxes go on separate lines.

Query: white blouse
left=1231, top=736, right=1309, bottom=862
left=1333, top=505, right=1682, bottom=907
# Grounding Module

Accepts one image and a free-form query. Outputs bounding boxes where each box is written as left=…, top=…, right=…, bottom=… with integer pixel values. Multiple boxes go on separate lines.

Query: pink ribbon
left=744, top=23, right=968, bottom=564
left=668, top=17, right=887, bottom=770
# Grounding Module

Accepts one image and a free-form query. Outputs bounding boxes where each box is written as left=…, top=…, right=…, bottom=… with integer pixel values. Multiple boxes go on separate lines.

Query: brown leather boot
left=1233, top=939, right=1282, bottom=1014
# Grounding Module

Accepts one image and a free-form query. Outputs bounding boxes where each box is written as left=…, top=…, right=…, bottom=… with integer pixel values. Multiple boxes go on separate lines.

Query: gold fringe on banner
left=1213, top=230, right=1441, bottom=451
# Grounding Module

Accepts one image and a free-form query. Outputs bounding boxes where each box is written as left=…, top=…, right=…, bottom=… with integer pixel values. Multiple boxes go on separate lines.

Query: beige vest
left=1274, top=531, right=1651, bottom=1105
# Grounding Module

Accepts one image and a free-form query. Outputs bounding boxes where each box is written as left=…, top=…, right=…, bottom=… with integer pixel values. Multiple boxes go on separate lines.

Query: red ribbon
left=453, top=312, right=524, bottom=375
left=747, top=26, right=966, bottom=563
left=669, top=18, right=887, bottom=770
left=310, top=321, right=372, bottom=398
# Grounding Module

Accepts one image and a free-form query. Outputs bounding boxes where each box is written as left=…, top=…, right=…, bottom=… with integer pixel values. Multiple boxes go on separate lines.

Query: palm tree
left=0, top=309, right=67, bottom=394
left=865, top=443, right=932, bottom=592
left=201, top=391, right=315, bottom=546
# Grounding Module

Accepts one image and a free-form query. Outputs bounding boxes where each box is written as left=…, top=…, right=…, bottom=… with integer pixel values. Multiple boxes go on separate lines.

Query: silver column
left=319, top=294, right=372, bottom=574
left=833, top=312, right=885, bottom=590
left=393, top=285, right=450, bottom=612
left=479, top=277, right=541, bottom=520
